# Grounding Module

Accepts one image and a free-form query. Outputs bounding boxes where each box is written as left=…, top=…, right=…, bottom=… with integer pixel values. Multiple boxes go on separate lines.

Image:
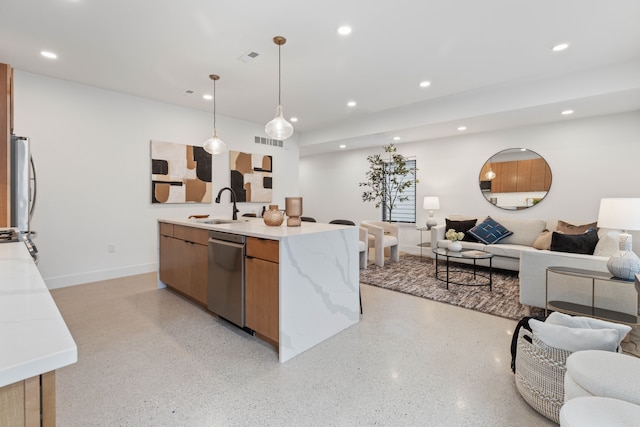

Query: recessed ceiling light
left=290, top=117, right=298, bottom=123
left=561, top=109, right=574, bottom=115
left=552, top=43, right=570, bottom=52
left=457, top=126, right=467, bottom=131
left=419, top=81, right=431, bottom=88
left=202, top=94, right=213, bottom=101
left=393, top=136, right=401, bottom=141
left=339, top=144, right=346, bottom=149
left=337, top=26, right=352, bottom=36
left=347, top=101, right=356, bottom=107
left=40, top=51, right=57, bottom=59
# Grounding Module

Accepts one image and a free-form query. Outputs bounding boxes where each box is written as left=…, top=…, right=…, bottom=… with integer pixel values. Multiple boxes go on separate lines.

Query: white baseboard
left=44, top=262, right=158, bottom=289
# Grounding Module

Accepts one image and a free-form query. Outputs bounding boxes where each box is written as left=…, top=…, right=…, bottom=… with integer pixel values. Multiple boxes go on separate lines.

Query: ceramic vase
left=448, top=240, right=462, bottom=252
left=285, top=197, right=303, bottom=227
left=263, top=205, right=284, bottom=226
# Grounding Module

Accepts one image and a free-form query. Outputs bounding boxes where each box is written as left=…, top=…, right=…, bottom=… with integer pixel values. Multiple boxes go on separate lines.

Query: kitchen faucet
left=215, top=187, right=239, bottom=220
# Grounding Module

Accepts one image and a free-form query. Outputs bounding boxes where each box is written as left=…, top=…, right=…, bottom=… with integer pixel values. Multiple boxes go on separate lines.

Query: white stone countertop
left=159, top=217, right=351, bottom=240
left=0, top=240, right=77, bottom=387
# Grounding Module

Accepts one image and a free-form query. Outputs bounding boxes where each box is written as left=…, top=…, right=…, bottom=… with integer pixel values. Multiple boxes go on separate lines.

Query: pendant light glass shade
left=265, top=36, right=294, bottom=141
left=203, top=129, right=226, bottom=155
left=203, top=74, right=227, bottom=155
left=485, top=168, right=496, bottom=180
left=265, top=105, right=294, bottom=140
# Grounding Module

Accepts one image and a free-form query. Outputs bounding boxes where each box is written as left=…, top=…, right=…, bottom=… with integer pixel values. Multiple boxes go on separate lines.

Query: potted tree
left=359, top=144, right=418, bottom=222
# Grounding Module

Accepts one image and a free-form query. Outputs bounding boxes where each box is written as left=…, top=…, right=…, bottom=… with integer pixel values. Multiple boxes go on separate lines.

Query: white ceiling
left=2, top=0, right=640, bottom=156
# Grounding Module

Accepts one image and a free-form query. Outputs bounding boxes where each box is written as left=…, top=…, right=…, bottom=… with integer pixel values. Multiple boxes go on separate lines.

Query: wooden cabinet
left=159, top=222, right=209, bottom=306
left=483, top=159, right=551, bottom=193
left=529, top=157, right=552, bottom=191
left=1, top=63, right=13, bottom=228
left=245, top=237, right=279, bottom=344
left=0, top=371, right=56, bottom=427
left=491, top=161, right=518, bottom=192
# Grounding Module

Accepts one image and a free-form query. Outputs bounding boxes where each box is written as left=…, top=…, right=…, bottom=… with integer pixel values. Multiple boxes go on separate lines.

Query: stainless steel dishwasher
left=207, top=230, right=246, bottom=328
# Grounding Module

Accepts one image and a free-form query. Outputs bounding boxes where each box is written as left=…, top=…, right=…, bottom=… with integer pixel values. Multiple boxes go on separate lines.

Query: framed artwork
left=229, top=151, right=272, bottom=203
left=151, top=140, right=212, bottom=204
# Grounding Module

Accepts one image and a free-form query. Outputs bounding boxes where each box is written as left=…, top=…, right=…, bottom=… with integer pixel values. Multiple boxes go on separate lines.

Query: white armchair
left=359, top=227, right=369, bottom=270
left=361, top=220, right=399, bottom=267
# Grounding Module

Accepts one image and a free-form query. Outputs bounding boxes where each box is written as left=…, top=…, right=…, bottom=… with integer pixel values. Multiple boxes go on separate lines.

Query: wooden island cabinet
left=157, top=218, right=359, bottom=362
left=159, top=222, right=208, bottom=306
left=245, top=237, right=279, bottom=345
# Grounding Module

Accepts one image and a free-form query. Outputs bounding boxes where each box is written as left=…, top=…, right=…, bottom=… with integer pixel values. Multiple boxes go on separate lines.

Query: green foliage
left=359, top=144, right=418, bottom=222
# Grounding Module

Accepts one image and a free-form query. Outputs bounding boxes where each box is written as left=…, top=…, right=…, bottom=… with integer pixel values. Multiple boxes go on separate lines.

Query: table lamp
left=423, top=196, right=440, bottom=229
left=596, top=198, right=640, bottom=280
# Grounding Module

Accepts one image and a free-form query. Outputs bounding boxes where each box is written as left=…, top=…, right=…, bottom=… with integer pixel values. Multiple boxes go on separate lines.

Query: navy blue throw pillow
left=468, top=216, right=513, bottom=245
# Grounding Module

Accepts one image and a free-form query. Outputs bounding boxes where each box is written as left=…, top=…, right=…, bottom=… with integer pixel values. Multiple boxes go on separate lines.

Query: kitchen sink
left=191, top=218, right=248, bottom=224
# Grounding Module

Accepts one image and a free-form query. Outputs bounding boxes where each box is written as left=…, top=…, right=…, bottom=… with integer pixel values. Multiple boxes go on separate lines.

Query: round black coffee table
left=432, top=247, right=493, bottom=290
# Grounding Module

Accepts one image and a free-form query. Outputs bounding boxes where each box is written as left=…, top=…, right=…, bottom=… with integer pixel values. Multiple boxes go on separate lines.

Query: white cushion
left=560, top=397, right=640, bottom=427
left=529, top=319, right=618, bottom=353
left=565, top=350, right=640, bottom=405
left=593, top=229, right=620, bottom=257
left=545, top=312, right=631, bottom=346
left=495, top=218, right=546, bottom=246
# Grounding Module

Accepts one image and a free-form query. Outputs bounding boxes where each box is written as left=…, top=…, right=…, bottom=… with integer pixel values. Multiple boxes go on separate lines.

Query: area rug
left=359, top=254, right=529, bottom=321
left=360, top=255, right=640, bottom=357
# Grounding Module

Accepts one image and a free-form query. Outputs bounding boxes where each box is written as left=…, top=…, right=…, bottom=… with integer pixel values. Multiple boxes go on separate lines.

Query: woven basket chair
left=514, top=328, right=572, bottom=424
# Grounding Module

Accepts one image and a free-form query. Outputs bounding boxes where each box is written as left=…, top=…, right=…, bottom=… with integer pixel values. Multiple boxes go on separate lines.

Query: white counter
left=0, top=241, right=77, bottom=387
left=160, top=217, right=351, bottom=240
left=159, top=217, right=361, bottom=362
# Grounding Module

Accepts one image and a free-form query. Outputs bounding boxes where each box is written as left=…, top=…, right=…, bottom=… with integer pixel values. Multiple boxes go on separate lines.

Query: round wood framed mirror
left=478, top=148, right=552, bottom=210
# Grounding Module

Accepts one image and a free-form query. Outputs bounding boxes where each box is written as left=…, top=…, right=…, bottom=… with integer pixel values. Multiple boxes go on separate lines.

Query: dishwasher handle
left=208, top=238, right=245, bottom=249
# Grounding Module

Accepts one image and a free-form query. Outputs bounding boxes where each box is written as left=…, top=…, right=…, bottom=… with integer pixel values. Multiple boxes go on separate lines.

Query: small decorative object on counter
left=263, top=205, right=284, bottom=226
left=285, top=197, right=303, bottom=227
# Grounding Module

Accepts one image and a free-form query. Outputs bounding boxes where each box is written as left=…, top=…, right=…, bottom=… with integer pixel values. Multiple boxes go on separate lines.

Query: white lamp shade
left=596, top=198, right=640, bottom=231
left=423, top=197, right=440, bottom=210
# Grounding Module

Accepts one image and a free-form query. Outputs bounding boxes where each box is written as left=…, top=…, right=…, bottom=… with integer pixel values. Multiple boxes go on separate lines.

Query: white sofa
left=431, top=216, right=638, bottom=316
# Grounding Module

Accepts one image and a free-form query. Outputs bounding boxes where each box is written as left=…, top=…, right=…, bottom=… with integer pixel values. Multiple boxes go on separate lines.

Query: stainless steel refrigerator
left=10, top=135, right=36, bottom=234
left=9, top=135, right=38, bottom=261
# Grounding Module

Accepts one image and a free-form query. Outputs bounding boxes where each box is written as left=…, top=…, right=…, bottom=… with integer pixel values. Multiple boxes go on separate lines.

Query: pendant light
left=265, top=36, right=294, bottom=140
left=485, top=164, right=496, bottom=180
left=203, top=74, right=227, bottom=155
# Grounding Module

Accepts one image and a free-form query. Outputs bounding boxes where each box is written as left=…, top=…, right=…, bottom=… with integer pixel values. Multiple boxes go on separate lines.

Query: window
left=381, top=159, right=416, bottom=223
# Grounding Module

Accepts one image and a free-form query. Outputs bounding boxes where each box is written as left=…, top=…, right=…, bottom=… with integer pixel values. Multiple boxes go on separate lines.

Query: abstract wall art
left=229, top=151, right=273, bottom=203
left=151, top=140, right=212, bottom=204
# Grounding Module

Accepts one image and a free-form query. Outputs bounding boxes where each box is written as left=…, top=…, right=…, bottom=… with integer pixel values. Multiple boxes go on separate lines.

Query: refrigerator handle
left=29, top=155, right=37, bottom=222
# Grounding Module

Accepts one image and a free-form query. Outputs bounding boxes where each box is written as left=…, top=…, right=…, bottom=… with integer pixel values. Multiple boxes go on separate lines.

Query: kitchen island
left=158, top=218, right=360, bottom=363
left=0, top=238, right=77, bottom=425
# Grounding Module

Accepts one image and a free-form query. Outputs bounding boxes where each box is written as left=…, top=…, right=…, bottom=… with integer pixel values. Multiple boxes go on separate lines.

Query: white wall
left=300, top=111, right=640, bottom=253
left=13, top=71, right=299, bottom=288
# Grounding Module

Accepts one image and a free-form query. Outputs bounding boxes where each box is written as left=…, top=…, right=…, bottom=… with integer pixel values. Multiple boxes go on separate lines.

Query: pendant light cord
left=213, top=79, right=217, bottom=130
left=278, top=43, right=282, bottom=106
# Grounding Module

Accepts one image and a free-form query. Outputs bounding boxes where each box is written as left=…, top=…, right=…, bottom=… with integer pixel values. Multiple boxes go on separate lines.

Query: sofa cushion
left=496, top=218, right=547, bottom=246
left=468, top=216, right=513, bottom=245
left=550, top=228, right=599, bottom=255
left=445, top=218, right=479, bottom=242
left=483, top=243, right=536, bottom=259
left=533, top=229, right=553, bottom=250
left=593, top=229, right=620, bottom=258
left=557, top=220, right=598, bottom=234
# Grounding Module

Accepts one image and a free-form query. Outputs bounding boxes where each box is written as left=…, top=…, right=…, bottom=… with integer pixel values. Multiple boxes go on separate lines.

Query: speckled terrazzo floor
left=51, top=272, right=555, bottom=426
